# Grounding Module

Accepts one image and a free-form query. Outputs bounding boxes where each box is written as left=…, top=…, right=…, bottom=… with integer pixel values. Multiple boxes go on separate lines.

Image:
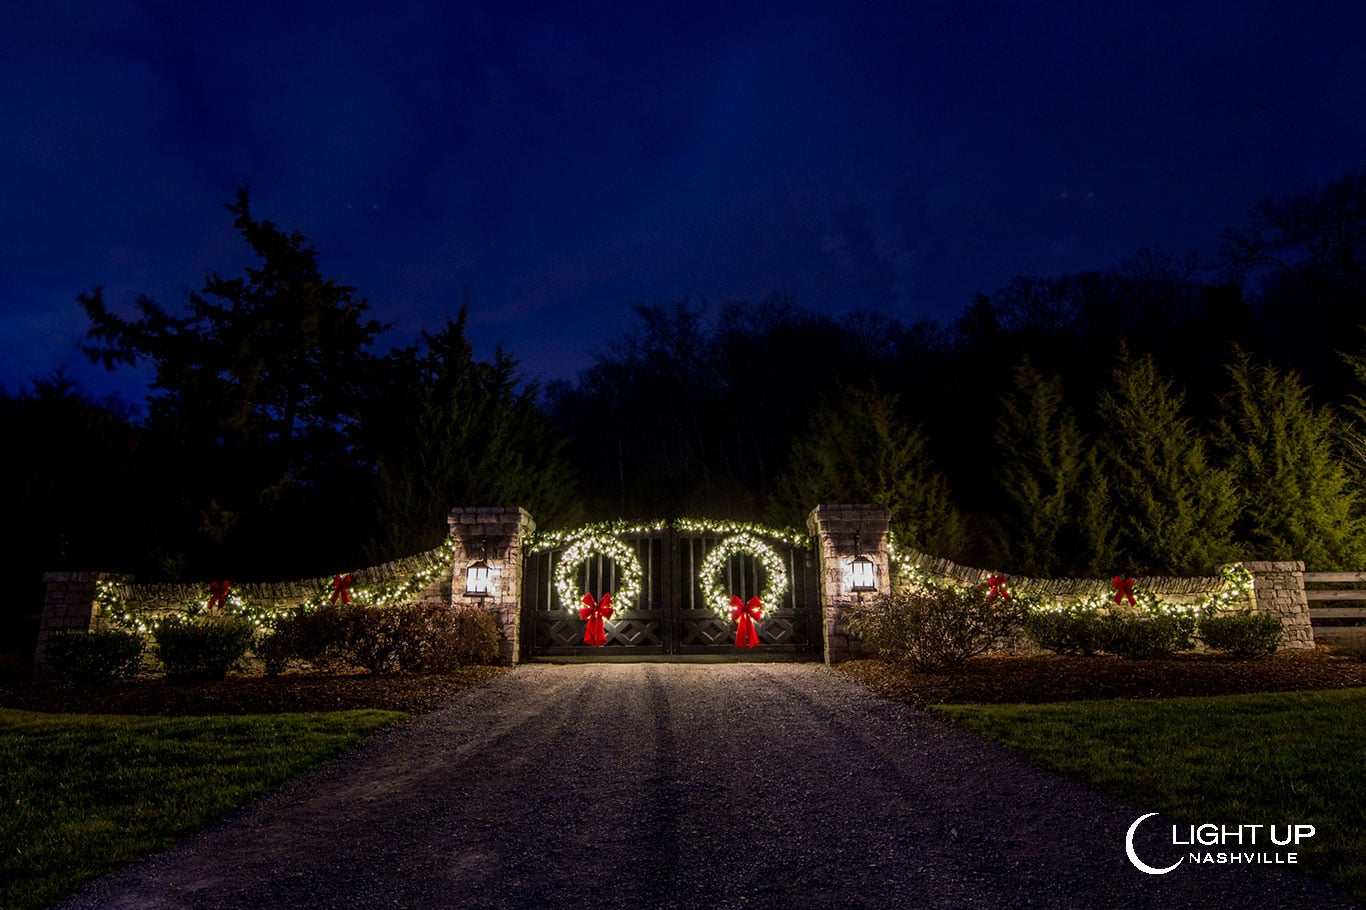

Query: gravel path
left=61, top=663, right=1354, bottom=909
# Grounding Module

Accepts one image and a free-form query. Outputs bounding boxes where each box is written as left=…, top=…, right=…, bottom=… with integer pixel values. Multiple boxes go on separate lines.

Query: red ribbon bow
left=987, top=573, right=1011, bottom=603
left=331, top=574, right=353, bottom=604
left=1112, top=575, right=1137, bottom=607
left=730, top=595, right=763, bottom=649
left=207, top=579, right=230, bottom=611
left=579, top=593, right=614, bottom=647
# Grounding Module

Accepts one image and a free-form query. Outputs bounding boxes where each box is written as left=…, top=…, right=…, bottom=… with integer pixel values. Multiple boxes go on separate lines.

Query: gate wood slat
left=1303, top=572, right=1366, bottom=584
left=1302, top=572, right=1366, bottom=640
left=1310, top=607, right=1366, bottom=619
left=523, top=526, right=818, bottom=658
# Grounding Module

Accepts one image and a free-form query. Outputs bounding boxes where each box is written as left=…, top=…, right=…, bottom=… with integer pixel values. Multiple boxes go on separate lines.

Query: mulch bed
left=0, top=666, right=509, bottom=716
left=5, top=649, right=1366, bottom=717
left=835, top=647, right=1366, bottom=706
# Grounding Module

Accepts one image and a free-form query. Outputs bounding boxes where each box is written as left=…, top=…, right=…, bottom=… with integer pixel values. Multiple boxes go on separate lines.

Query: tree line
left=2, top=171, right=1364, bottom=660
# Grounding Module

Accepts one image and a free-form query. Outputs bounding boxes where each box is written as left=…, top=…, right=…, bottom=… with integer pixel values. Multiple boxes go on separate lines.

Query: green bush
left=252, top=602, right=501, bottom=675
left=1102, top=612, right=1195, bottom=660
left=254, top=604, right=358, bottom=675
left=347, top=606, right=406, bottom=674
left=845, top=583, right=1023, bottom=672
left=348, top=602, right=502, bottom=674
left=1199, top=612, right=1283, bottom=658
left=45, top=630, right=145, bottom=684
left=154, top=615, right=256, bottom=682
left=445, top=604, right=501, bottom=666
left=1022, top=610, right=1108, bottom=656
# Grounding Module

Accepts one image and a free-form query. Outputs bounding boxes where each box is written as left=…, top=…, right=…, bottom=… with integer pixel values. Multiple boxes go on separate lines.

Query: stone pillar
left=34, top=571, right=131, bottom=676
left=1243, top=561, right=1315, bottom=650
left=807, top=504, right=892, bottom=664
left=448, top=507, right=535, bottom=665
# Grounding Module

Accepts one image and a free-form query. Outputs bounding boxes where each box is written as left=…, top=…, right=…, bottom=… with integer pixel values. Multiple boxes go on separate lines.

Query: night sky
left=3, top=1, right=1364, bottom=401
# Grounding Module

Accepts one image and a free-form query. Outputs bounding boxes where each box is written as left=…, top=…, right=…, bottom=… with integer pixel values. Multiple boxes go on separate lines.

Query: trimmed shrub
left=349, top=602, right=502, bottom=674
left=255, top=604, right=358, bottom=675
left=443, top=605, right=501, bottom=667
left=1102, top=613, right=1194, bottom=660
left=1199, top=612, right=1283, bottom=658
left=45, top=630, right=144, bottom=684
left=253, top=602, right=501, bottom=675
left=845, top=584, right=1023, bottom=672
left=253, top=629, right=293, bottom=677
left=347, top=606, right=407, bottom=674
left=154, top=615, right=256, bottom=682
left=1022, top=610, right=1108, bottom=656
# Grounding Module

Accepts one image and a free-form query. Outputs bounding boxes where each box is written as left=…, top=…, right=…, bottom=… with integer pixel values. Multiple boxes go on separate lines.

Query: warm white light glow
left=465, top=559, right=493, bottom=597
left=850, top=554, right=877, bottom=593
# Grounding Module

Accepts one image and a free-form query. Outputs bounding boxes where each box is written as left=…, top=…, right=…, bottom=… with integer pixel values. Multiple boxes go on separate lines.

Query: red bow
left=987, top=573, right=1011, bottom=603
left=208, top=579, right=230, bottom=611
left=1112, top=575, right=1136, bottom=607
left=331, top=574, right=353, bottom=604
left=730, top=595, right=763, bottom=649
left=579, top=593, right=614, bottom=647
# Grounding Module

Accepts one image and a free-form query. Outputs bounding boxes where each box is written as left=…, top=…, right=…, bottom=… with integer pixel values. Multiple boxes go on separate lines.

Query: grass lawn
left=1, top=707, right=404, bottom=910
left=936, top=689, right=1366, bottom=904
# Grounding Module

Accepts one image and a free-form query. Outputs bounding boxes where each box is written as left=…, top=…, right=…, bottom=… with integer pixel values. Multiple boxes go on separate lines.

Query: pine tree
left=1096, top=351, right=1237, bottom=574
left=364, top=310, right=581, bottom=558
left=769, top=386, right=968, bottom=557
left=1218, top=350, right=1365, bottom=568
left=994, top=364, right=1115, bottom=575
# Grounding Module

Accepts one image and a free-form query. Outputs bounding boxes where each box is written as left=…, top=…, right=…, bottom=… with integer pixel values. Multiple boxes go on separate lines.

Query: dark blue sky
left=3, top=1, right=1364, bottom=400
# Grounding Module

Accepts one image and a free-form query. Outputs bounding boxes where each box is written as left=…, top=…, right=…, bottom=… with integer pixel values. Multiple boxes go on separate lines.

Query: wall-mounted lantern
left=464, top=537, right=494, bottom=598
left=849, top=530, right=877, bottom=595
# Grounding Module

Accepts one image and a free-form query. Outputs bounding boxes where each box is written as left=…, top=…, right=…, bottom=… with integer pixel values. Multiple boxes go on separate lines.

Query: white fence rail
left=1303, top=572, right=1366, bottom=643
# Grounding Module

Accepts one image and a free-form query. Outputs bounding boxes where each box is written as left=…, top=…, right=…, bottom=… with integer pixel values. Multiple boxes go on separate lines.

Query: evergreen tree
left=78, top=189, right=385, bottom=575
left=768, top=386, right=968, bottom=557
left=364, top=310, right=581, bottom=557
left=994, top=364, right=1116, bottom=575
left=1218, top=350, right=1365, bottom=568
left=1096, top=351, right=1237, bottom=574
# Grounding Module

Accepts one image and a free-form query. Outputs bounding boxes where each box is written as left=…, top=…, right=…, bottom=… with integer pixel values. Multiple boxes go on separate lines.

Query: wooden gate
left=522, top=525, right=820, bottom=657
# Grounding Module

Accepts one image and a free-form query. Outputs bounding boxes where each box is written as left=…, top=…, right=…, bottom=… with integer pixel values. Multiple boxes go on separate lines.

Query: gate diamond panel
left=523, top=527, right=819, bottom=657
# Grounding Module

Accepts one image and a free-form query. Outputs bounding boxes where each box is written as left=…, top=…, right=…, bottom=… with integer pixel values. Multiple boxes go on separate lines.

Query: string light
left=553, top=533, right=644, bottom=612
left=699, top=532, right=790, bottom=617
left=886, top=532, right=1255, bottom=619
left=673, top=518, right=810, bottom=549
left=100, top=539, right=458, bottom=632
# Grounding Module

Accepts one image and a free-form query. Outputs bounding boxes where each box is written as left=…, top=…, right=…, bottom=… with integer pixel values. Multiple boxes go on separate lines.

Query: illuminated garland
left=699, top=532, right=790, bottom=617
left=526, top=518, right=810, bottom=551
left=98, top=539, right=458, bottom=632
left=674, top=518, right=810, bottom=548
left=299, top=539, right=456, bottom=610
left=528, top=520, right=666, bottom=552
left=554, top=534, right=644, bottom=612
left=885, top=533, right=1254, bottom=619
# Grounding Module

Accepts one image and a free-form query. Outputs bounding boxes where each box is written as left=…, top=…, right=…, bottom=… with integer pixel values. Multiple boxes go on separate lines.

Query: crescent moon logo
left=1126, top=812, right=1183, bottom=875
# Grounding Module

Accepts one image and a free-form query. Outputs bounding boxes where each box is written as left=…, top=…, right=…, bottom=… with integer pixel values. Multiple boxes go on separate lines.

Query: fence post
left=33, top=571, right=132, bottom=677
left=1241, top=561, right=1315, bottom=650
left=448, top=507, right=536, bottom=665
left=807, top=504, right=891, bottom=664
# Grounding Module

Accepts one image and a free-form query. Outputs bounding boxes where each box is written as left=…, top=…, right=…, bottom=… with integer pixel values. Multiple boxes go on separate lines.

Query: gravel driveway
left=61, top=663, right=1354, bottom=909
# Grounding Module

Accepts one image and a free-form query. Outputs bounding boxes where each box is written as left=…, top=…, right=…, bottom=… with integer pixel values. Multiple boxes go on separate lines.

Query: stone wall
left=33, top=571, right=131, bottom=673
left=1240, top=561, right=1315, bottom=649
left=876, top=546, right=1314, bottom=652
left=806, top=504, right=891, bottom=664
left=33, top=546, right=454, bottom=676
left=448, top=507, right=536, bottom=665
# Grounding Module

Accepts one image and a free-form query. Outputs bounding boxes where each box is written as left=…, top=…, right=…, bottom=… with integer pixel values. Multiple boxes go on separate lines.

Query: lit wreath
left=554, top=534, right=643, bottom=613
left=699, top=532, right=790, bottom=617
